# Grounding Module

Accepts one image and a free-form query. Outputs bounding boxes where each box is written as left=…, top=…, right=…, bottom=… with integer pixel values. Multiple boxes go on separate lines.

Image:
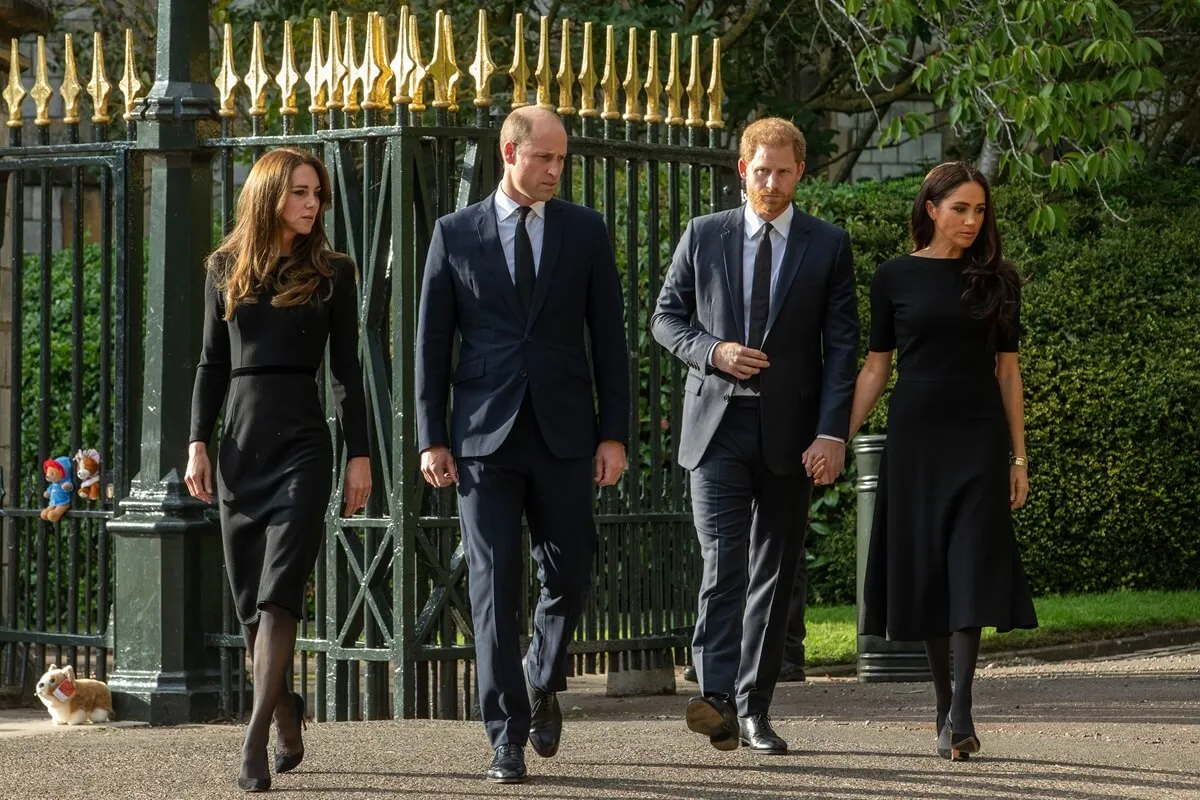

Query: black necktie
left=747, top=224, right=772, bottom=350
left=514, top=206, right=536, bottom=315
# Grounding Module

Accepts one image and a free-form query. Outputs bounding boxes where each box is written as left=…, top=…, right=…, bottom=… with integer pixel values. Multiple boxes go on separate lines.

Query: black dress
left=860, top=254, right=1038, bottom=641
left=189, top=255, right=369, bottom=625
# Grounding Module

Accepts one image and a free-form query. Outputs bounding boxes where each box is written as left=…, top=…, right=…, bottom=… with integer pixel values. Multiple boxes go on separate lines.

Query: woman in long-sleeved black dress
left=827, top=162, right=1037, bottom=763
left=185, top=147, right=371, bottom=792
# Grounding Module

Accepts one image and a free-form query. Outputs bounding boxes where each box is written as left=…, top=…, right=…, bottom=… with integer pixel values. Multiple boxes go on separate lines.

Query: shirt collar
left=495, top=186, right=546, bottom=221
left=743, top=203, right=793, bottom=240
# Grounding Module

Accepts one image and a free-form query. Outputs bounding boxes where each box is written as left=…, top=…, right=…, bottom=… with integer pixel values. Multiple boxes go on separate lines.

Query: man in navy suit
left=652, top=117, right=860, bottom=754
left=416, top=106, right=630, bottom=783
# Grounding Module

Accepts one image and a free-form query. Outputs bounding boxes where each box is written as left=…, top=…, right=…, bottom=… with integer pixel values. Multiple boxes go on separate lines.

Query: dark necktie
left=514, top=206, right=536, bottom=315
left=746, top=224, right=773, bottom=350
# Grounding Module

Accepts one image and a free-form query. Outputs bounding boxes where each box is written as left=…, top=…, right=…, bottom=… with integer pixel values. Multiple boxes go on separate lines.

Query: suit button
left=520, top=369, right=528, bottom=377
left=524, top=336, right=532, bottom=343
left=722, top=393, right=730, bottom=401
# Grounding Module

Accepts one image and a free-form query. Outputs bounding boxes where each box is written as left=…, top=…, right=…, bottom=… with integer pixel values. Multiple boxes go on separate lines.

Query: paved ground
left=1, top=646, right=1197, bottom=799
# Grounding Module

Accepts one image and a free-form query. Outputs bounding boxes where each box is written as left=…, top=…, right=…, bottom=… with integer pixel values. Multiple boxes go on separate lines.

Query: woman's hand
left=343, top=456, right=372, bottom=516
left=185, top=442, right=214, bottom=503
left=1010, top=464, right=1029, bottom=510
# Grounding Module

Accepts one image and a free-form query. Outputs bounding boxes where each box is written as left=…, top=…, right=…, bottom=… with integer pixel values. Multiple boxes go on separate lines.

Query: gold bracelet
left=1010, top=456, right=1028, bottom=467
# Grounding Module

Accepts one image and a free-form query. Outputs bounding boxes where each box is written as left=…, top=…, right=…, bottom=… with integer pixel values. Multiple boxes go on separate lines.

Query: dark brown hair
left=912, top=161, right=1020, bottom=336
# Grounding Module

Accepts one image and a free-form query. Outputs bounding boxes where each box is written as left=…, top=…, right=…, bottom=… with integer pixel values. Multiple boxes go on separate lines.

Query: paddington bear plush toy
left=41, top=456, right=73, bottom=523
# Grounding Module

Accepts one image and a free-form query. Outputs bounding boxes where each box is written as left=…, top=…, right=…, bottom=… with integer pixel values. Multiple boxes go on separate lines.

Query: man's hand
left=802, top=439, right=846, bottom=486
left=594, top=440, right=626, bottom=487
left=420, top=446, right=458, bottom=488
left=712, top=342, right=770, bottom=380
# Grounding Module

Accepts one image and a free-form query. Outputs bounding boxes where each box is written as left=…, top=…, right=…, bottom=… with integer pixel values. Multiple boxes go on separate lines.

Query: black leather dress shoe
left=682, top=664, right=698, bottom=683
left=739, top=714, right=788, bottom=754
left=777, top=663, right=806, bottom=682
left=527, top=683, right=562, bottom=758
left=685, top=695, right=739, bottom=751
left=487, top=744, right=527, bottom=783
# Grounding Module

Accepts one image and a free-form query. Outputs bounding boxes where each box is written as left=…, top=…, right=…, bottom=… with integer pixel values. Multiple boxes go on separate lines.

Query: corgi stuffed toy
left=35, top=664, right=113, bottom=725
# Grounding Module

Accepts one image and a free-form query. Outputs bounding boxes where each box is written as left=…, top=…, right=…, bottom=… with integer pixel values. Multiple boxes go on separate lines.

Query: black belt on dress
left=230, top=365, right=317, bottom=378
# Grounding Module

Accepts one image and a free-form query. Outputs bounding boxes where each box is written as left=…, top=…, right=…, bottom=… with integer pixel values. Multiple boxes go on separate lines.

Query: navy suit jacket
left=651, top=204, right=860, bottom=474
left=416, top=193, right=630, bottom=461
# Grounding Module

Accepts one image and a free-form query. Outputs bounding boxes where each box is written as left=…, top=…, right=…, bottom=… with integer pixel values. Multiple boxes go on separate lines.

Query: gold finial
left=534, top=15, right=553, bottom=109
left=30, top=36, right=53, bottom=126
left=555, top=19, right=575, bottom=116
left=120, top=28, right=144, bottom=121
left=304, top=18, right=326, bottom=113
left=706, top=37, right=724, bottom=129
left=469, top=9, right=495, bottom=108
left=342, top=16, right=361, bottom=113
left=367, top=13, right=394, bottom=110
left=245, top=22, right=271, bottom=117
left=3, top=39, right=25, bottom=128
left=685, top=34, right=703, bottom=128
left=323, top=12, right=347, bottom=110
left=621, top=28, right=641, bottom=122
left=87, top=32, right=112, bottom=124
left=60, top=34, right=83, bottom=125
left=429, top=9, right=461, bottom=110
left=643, top=31, right=663, bottom=125
left=509, top=12, right=530, bottom=109
left=578, top=22, right=597, bottom=118
left=407, top=14, right=427, bottom=113
left=216, top=23, right=240, bottom=118
left=355, top=12, right=384, bottom=111
left=664, top=32, right=683, bottom=126
left=599, top=25, right=620, bottom=121
left=391, top=6, right=413, bottom=105
left=277, top=21, right=301, bottom=116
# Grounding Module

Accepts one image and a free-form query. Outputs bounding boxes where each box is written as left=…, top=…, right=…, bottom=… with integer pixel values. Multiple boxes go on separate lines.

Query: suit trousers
left=456, top=397, right=596, bottom=748
left=689, top=399, right=813, bottom=716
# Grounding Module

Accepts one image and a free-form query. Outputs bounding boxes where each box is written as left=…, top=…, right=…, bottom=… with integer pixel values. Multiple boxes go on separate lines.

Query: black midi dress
left=860, top=254, right=1038, bottom=641
left=190, top=255, right=369, bottom=625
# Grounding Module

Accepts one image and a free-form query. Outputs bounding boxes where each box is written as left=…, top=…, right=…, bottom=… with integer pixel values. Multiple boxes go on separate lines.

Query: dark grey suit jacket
left=651, top=204, right=860, bottom=474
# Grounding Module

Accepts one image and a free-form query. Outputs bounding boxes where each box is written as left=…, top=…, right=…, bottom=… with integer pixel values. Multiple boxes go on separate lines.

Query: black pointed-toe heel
left=273, top=692, right=307, bottom=774
left=237, top=775, right=272, bottom=792
left=942, top=715, right=980, bottom=761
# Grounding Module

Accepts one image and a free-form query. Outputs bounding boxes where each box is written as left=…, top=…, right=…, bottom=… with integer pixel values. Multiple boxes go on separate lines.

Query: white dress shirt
left=494, top=188, right=546, bottom=282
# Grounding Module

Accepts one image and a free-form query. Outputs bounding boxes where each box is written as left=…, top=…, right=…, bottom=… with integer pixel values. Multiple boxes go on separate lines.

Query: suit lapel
left=721, top=209, right=745, bottom=341
left=526, top=199, right=564, bottom=328
left=763, top=206, right=812, bottom=342
left=476, top=194, right=525, bottom=323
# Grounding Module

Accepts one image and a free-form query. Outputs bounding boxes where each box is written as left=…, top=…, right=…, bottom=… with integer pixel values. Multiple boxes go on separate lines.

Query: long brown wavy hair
left=207, top=147, right=338, bottom=320
left=911, top=161, right=1020, bottom=337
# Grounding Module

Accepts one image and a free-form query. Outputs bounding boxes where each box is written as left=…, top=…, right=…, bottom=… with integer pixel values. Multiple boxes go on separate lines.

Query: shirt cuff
left=706, top=341, right=720, bottom=369
left=816, top=434, right=845, bottom=444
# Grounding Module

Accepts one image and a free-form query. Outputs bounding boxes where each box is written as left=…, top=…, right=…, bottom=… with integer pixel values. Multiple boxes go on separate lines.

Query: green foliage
left=795, top=164, right=1200, bottom=602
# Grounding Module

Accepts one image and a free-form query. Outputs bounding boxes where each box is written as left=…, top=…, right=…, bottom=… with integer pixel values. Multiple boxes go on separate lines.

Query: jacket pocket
left=452, top=356, right=486, bottom=384
left=684, top=371, right=704, bottom=395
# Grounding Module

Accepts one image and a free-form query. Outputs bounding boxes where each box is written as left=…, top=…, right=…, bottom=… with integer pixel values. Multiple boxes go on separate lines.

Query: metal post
left=852, top=435, right=931, bottom=682
left=105, top=0, right=224, bottom=724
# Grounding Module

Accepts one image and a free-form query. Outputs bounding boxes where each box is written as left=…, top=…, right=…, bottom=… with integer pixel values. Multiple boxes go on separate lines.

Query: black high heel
left=237, top=775, right=271, bottom=792
left=941, top=715, right=980, bottom=762
left=273, top=691, right=307, bottom=774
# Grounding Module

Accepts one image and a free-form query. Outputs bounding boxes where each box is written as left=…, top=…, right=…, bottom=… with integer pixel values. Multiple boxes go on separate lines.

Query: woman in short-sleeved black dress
left=839, top=162, right=1037, bottom=763
left=185, top=148, right=371, bottom=792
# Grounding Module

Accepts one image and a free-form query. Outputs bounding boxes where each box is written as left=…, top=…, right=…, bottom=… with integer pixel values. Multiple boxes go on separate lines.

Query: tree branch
left=830, top=110, right=881, bottom=184
left=805, top=74, right=918, bottom=112
left=720, top=0, right=770, bottom=52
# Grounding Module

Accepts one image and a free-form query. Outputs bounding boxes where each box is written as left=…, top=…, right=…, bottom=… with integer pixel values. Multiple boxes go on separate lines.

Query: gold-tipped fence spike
left=216, top=23, right=240, bottom=118
left=324, top=12, right=347, bottom=110
left=643, top=31, right=663, bottom=124
left=120, top=29, right=143, bottom=121
left=31, top=36, right=52, bottom=126
left=60, top=34, right=83, bottom=124
left=664, top=32, right=683, bottom=126
left=391, top=6, right=413, bottom=104
left=3, top=39, right=26, bottom=128
left=407, top=14, right=427, bottom=113
left=356, top=12, right=380, bottom=110
left=429, top=9, right=461, bottom=110
left=87, top=32, right=112, bottom=124
left=304, top=18, right=326, bottom=113
left=469, top=9, right=495, bottom=108
left=342, top=16, right=361, bottom=112
left=578, top=22, right=597, bottom=118
left=277, top=21, right=301, bottom=115
left=685, top=34, right=703, bottom=127
left=555, top=19, right=575, bottom=115
left=599, top=25, right=619, bottom=121
left=534, top=15, right=553, bottom=109
left=706, top=37, right=725, bottom=129
left=509, top=12, right=530, bottom=109
left=621, top=28, right=641, bottom=122
left=245, top=22, right=271, bottom=117
left=368, top=13, right=394, bottom=110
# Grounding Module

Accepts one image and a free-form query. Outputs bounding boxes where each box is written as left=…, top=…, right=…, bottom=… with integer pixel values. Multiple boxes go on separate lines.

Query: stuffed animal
left=40, top=456, right=73, bottom=523
left=34, top=664, right=113, bottom=725
left=73, top=449, right=102, bottom=502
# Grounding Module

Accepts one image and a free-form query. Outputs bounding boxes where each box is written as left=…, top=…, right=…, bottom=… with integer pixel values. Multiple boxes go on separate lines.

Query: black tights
left=924, top=627, right=982, bottom=735
left=240, top=604, right=301, bottom=780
